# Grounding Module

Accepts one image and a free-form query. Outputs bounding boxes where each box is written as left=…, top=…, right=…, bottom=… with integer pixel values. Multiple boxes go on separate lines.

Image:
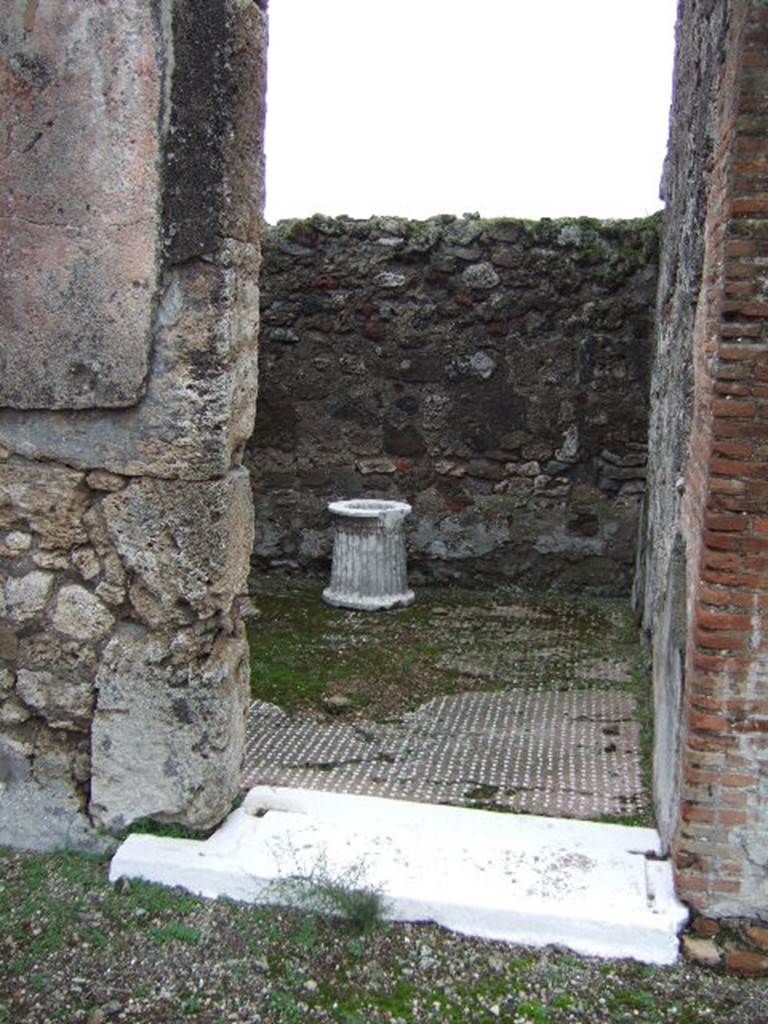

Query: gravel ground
left=1, top=847, right=766, bottom=1024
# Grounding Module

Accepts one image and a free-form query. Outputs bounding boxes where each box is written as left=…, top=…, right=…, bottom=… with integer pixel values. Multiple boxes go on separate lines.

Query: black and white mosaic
left=244, top=688, right=644, bottom=820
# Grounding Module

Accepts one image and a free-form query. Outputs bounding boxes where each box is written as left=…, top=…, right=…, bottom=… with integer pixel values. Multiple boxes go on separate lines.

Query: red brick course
left=674, top=0, right=767, bottom=916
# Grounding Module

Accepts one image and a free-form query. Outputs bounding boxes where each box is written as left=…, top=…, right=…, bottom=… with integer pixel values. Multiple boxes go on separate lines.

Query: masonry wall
left=0, top=0, right=267, bottom=850
left=643, top=0, right=768, bottom=920
left=249, top=214, right=659, bottom=593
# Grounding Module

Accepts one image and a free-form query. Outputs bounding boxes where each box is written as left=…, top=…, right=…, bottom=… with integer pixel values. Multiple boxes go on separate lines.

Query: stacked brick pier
left=644, top=0, right=768, bottom=934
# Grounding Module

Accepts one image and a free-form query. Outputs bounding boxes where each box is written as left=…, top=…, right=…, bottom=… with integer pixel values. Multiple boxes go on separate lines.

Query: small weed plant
left=267, top=845, right=389, bottom=937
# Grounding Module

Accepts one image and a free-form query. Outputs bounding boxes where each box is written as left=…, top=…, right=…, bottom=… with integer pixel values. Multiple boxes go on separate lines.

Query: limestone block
left=16, top=669, right=94, bottom=731
left=4, top=571, right=53, bottom=624
left=53, top=585, right=115, bottom=642
left=0, top=260, right=260, bottom=480
left=0, top=460, right=88, bottom=548
left=1, top=3, right=160, bottom=409
left=0, top=736, right=107, bottom=854
left=102, top=469, right=254, bottom=628
left=0, top=0, right=266, bottom=479
left=90, top=629, right=250, bottom=832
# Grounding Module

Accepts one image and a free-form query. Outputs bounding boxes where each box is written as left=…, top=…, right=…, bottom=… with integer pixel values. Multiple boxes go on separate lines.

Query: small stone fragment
left=374, top=272, right=406, bottom=289
left=4, top=531, right=32, bottom=552
left=85, top=470, right=127, bottom=492
left=681, top=935, right=721, bottom=968
left=746, top=925, right=768, bottom=951
left=462, top=262, right=500, bottom=290
left=71, top=546, right=101, bottom=581
left=323, top=694, right=354, bottom=715
left=435, top=460, right=466, bottom=478
left=16, top=669, right=94, bottom=730
left=0, top=626, right=18, bottom=661
left=53, top=585, right=115, bottom=641
left=691, top=915, right=720, bottom=936
left=0, top=698, right=31, bottom=724
left=0, top=667, right=14, bottom=695
left=725, top=946, right=768, bottom=977
left=95, top=582, right=126, bottom=607
left=33, top=550, right=70, bottom=571
left=4, top=571, right=53, bottom=623
left=356, top=457, right=397, bottom=476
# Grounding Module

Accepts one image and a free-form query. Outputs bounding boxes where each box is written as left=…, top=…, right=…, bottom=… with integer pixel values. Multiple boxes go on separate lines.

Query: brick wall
left=673, top=0, right=768, bottom=918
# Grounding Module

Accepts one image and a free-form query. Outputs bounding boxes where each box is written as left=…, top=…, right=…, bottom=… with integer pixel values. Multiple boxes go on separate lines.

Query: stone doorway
left=3, top=0, right=767, bottom=930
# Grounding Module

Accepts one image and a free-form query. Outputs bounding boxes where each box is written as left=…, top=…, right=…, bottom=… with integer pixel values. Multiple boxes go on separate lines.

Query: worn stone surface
left=90, top=629, right=250, bottom=832
left=0, top=250, right=260, bottom=480
left=249, top=213, right=658, bottom=593
left=0, top=735, right=107, bottom=854
left=0, top=667, right=12, bottom=696
left=0, top=2, right=160, bottom=409
left=103, top=469, right=254, bottom=628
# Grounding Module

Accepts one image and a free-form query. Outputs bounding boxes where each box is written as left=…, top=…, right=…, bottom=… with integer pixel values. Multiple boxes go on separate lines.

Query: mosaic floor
left=242, top=588, right=649, bottom=822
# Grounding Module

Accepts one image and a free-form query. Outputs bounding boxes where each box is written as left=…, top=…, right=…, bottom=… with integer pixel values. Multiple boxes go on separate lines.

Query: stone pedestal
left=323, top=500, right=414, bottom=611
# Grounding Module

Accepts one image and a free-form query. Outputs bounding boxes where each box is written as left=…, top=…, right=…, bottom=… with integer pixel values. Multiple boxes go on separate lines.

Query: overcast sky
left=264, top=1, right=678, bottom=224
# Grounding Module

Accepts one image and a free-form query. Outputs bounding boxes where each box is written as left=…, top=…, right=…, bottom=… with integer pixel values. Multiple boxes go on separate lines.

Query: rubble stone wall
left=250, top=214, right=659, bottom=593
left=0, top=0, right=267, bottom=850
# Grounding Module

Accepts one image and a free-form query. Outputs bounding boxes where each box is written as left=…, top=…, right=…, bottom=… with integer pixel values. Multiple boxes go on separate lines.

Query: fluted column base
left=323, top=500, right=414, bottom=611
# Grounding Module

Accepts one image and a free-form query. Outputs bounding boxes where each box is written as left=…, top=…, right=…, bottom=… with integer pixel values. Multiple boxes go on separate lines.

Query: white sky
left=264, top=0, right=678, bottom=224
